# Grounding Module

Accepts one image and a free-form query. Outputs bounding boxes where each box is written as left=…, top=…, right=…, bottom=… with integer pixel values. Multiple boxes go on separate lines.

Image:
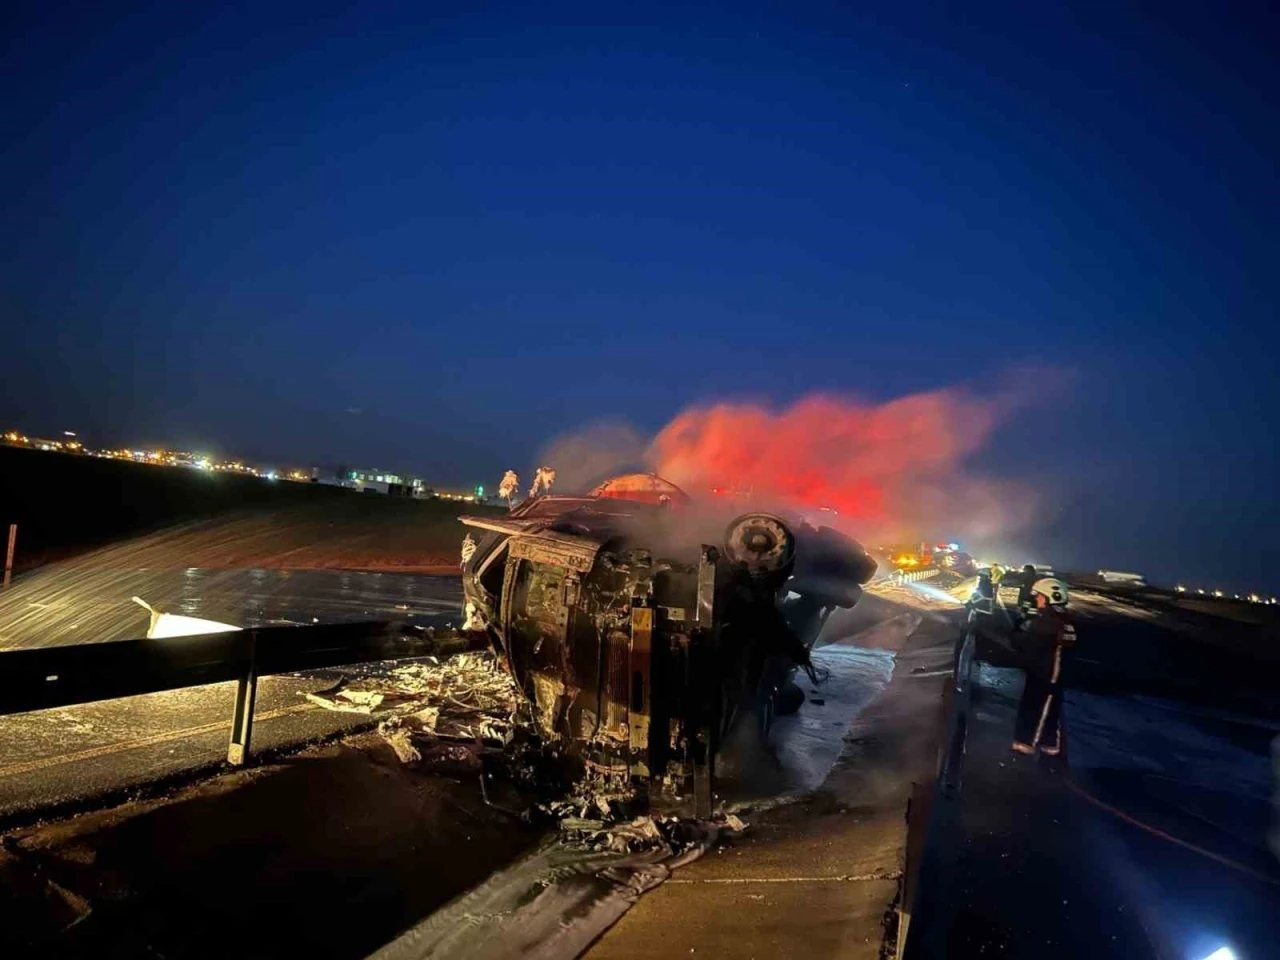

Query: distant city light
left=3, top=426, right=431, bottom=500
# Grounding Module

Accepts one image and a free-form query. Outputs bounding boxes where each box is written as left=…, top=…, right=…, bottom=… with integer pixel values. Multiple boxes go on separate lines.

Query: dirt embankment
left=54, top=500, right=494, bottom=574
left=0, top=738, right=543, bottom=959
left=0, top=446, right=503, bottom=573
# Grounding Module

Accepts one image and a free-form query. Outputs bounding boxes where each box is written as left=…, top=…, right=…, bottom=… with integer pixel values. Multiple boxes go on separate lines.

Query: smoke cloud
left=540, top=378, right=1054, bottom=547
left=647, top=388, right=1036, bottom=544
left=536, top=420, right=648, bottom=493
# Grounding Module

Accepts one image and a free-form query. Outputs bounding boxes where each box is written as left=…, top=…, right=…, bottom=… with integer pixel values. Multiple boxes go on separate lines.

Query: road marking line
left=1064, top=779, right=1280, bottom=888
left=0, top=703, right=319, bottom=778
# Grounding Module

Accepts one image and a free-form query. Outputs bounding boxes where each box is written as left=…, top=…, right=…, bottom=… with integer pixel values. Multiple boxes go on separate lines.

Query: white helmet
left=1031, top=578, right=1069, bottom=606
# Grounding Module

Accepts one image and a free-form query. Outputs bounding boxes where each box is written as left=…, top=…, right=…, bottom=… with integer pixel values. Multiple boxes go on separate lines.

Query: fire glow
left=644, top=387, right=1035, bottom=544
left=539, top=377, right=1051, bottom=545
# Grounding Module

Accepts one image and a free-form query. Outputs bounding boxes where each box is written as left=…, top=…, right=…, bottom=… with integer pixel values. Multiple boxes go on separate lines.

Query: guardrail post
left=691, top=545, right=719, bottom=819
left=3, top=524, right=15, bottom=588
left=226, top=632, right=258, bottom=765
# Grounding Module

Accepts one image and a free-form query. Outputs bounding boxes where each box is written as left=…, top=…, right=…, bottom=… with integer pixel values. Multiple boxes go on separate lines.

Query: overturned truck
left=459, top=474, right=876, bottom=815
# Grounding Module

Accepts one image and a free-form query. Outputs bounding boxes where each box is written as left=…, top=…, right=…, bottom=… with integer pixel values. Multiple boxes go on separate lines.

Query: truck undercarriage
left=458, top=477, right=876, bottom=814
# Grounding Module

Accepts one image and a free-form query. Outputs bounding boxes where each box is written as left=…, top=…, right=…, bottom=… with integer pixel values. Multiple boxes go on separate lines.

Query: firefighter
left=968, top=569, right=994, bottom=612
left=1015, top=564, right=1037, bottom=606
left=1011, top=577, right=1075, bottom=756
left=1013, top=564, right=1041, bottom=626
left=989, top=563, right=1008, bottom=604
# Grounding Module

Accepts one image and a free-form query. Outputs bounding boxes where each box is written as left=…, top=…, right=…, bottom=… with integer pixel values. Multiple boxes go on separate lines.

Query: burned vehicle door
left=498, top=533, right=599, bottom=742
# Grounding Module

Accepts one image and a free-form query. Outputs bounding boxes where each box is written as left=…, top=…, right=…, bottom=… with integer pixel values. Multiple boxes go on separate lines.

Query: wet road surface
left=0, top=672, right=388, bottom=820
left=906, top=595, right=1280, bottom=959
left=4, top=563, right=1277, bottom=958
left=0, top=584, right=959, bottom=959
left=0, top=566, right=462, bottom=648
left=0, top=569, right=463, bottom=820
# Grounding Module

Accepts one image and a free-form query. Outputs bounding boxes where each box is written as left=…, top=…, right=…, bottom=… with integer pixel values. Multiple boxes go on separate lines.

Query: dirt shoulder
left=0, top=735, right=544, bottom=960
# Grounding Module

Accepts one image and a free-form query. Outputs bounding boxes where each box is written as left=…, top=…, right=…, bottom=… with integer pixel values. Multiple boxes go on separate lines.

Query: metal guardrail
left=893, top=567, right=942, bottom=584
left=996, top=584, right=1023, bottom=604
left=0, top=621, right=447, bottom=765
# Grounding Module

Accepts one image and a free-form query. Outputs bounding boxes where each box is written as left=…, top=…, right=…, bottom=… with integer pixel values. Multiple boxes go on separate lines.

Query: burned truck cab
left=459, top=477, right=875, bottom=814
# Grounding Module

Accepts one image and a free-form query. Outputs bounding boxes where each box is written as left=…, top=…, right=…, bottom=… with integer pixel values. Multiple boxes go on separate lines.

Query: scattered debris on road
left=304, top=686, right=385, bottom=713
left=379, top=724, right=421, bottom=763
left=302, top=652, right=520, bottom=748
left=370, top=810, right=749, bottom=960
left=131, top=596, right=241, bottom=639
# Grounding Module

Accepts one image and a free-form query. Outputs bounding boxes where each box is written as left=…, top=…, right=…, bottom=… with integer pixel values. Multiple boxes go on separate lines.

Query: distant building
left=350, top=468, right=403, bottom=486
left=1098, top=570, right=1145, bottom=586
left=348, top=468, right=429, bottom=497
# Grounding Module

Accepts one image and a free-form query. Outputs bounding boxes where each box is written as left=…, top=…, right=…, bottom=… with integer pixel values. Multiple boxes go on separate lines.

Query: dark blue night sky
left=2, top=2, right=1277, bottom=585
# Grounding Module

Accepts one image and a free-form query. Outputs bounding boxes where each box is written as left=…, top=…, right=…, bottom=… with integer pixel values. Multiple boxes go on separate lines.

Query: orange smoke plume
left=645, top=388, right=1034, bottom=543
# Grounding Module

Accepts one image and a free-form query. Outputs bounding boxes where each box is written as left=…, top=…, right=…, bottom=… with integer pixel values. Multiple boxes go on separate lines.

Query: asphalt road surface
left=0, top=568, right=463, bottom=821
left=0, top=671, right=393, bottom=820
left=907, top=588, right=1280, bottom=959
left=0, top=565, right=463, bottom=648
left=4, top=561, right=1278, bottom=959
left=0, top=583, right=957, bottom=960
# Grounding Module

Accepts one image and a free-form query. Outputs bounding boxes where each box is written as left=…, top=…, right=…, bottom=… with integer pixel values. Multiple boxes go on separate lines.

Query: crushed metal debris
left=302, top=652, right=521, bottom=751
left=307, top=649, right=752, bottom=919
left=301, top=687, right=386, bottom=713
left=534, top=772, right=750, bottom=857
left=379, top=724, right=421, bottom=764
left=369, top=812, right=749, bottom=960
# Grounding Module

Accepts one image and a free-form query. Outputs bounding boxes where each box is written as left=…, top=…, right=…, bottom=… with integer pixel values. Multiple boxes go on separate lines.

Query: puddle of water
left=771, top=643, right=897, bottom=794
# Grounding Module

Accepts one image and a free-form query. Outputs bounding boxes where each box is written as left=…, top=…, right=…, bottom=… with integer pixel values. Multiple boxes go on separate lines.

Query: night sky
left=2, top=2, right=1277, bottom=586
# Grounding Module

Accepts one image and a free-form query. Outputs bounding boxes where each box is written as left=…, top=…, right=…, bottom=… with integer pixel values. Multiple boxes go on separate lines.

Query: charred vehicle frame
left=458, top=477, right=876, bottom=815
